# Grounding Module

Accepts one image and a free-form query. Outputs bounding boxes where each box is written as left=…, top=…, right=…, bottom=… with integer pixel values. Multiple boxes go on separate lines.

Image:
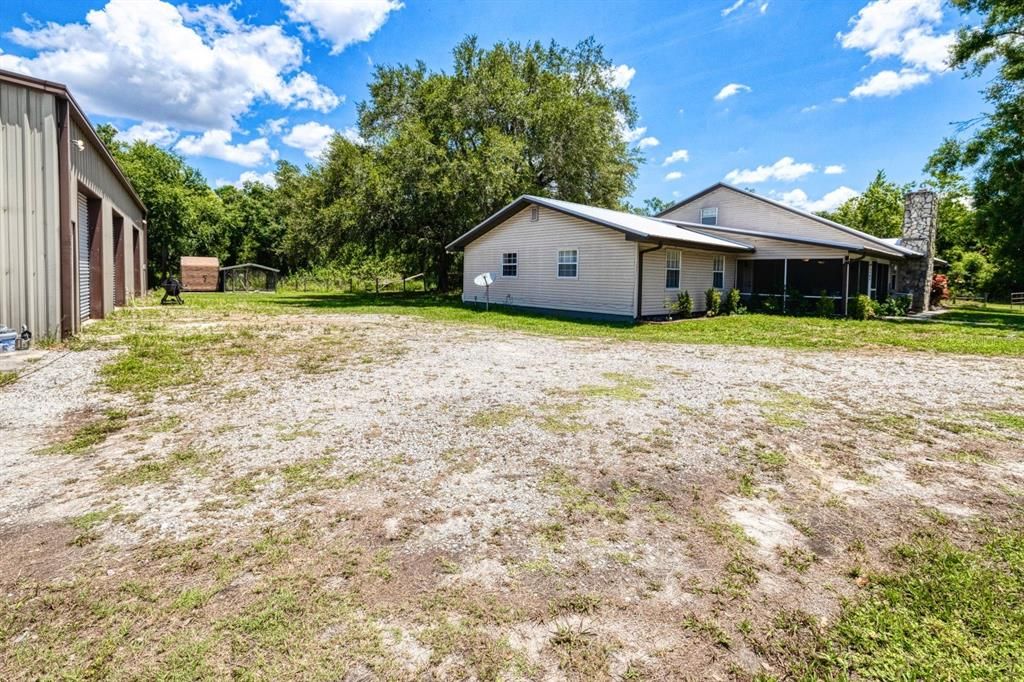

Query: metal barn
left=0, top=68, right=147, bottom=339
left=220, top=263, right=280, bottom=292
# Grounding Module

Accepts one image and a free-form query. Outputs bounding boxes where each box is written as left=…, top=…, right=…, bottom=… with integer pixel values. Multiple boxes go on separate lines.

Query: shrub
left=674, top=290, right=693, bottom=317
left=816, top=291, right=835, bottom=318
left=705, top=288, right=722, bottom=317
left=785, top=288, right=806, bottom=315
left=850, top=294, right=875, bottom=320
left=761, top=296, right=781, bottom=314
left=876, top=295, right=911, bottom=317
left=722, top=288, right=742, bottom=315
left=931, top=274, right=950, bottom=307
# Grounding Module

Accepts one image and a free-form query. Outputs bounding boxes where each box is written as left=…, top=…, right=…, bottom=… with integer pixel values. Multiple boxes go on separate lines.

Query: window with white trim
left=665, top=250, right=680, bottom=289
left=700, top=207, right=718, bottom=226
left=557, top=249, right=578, bottom=279
left=530, top=205, right=540, bottom=222
left=502, top=252, right=518, bottom=278
left=712, top=255, right=725, bottom=289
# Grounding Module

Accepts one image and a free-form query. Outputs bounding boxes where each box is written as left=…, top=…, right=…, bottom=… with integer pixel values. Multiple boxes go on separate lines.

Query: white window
left=712, top=255, right=725, bottom=289
left=530, top=205, right=540, bottom=222
left=665, top=250, right=680, bottom=289
left=700, top=207, right=718, bottom=226
left=502, top=252, right=518, bottom=278
left=557, top=249, right=578, bottom=279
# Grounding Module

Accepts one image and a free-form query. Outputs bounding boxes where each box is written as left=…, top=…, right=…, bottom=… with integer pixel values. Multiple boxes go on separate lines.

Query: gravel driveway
left=2, top=311, right=1023, bottom=679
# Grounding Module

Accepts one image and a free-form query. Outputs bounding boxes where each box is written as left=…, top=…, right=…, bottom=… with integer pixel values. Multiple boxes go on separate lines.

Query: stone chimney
left=896, top=190, right=938, bottom=311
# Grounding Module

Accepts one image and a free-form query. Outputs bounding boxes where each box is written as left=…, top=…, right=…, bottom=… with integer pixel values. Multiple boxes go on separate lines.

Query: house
left=0, top=68, right=147, bottom=340
left=447, top=183, right=938, bottom=321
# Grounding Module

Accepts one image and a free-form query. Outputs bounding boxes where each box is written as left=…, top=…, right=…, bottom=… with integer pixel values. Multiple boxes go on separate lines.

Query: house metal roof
left=658, top=219, right=900, bottom=258
left=657, top=182, right=915, bottom=258
left=446, top=195, right=755, bottom=252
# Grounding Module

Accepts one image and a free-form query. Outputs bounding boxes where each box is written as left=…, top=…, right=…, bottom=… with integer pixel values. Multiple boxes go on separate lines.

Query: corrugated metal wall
left=0, top=81, right=61, bottom=338
left=70, top=118, right=145, bottom=324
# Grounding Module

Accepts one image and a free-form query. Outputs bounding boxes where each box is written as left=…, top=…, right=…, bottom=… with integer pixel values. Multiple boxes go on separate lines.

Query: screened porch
left=736, top=257, right=894, bottom=313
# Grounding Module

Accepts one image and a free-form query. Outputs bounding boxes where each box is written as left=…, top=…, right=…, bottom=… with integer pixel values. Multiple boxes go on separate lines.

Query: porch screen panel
left=875, top=263, right=890, bottom=299
left=738, top=260, right=754, bottom=294
left=752, top=260, right=785, bottom=295
left=786, top=258, right=844, bottom=297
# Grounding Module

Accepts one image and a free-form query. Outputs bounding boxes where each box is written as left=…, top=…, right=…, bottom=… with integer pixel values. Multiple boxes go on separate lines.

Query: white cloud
left=800, top=104, right=820, bottom=113
left=174, top=130, right=278, bottom=167
left=833, top=96, right=848, bottom=104
left=215, top=170, right=278, bottom=189
left=850, top=68, right=931, bottom=97
left=760, top=2, right=769, bottom=13
left=662, top=149, right=690, bottom=166
left=115, top=121, right=177, bottom=146
left=340, top=126, right=365, bottom=145
left=714, top=83, right=751, bottom=101
left=722, top=0, right=746, bottom=17
left=637, top=136, right=660, bottom=149
left=616, top=113, right=647, bottom=143
left=778, top=186, right=859, bottom=213
left=258, top=118, right=289, bottom=136
left=838, top=0, right=954, bottom=97
left=0, top=0, right=341, bottom=132
left=724, top=156, right=815, bottom=184
left=282, top=121, right=336, bottom=159
left=664, top=171, right=684, bottom=181
left=606, top=64, right=636, bottom=89
left=824, top=164, right=846, bottom=175
left=282, top=0, right=403, bottom=55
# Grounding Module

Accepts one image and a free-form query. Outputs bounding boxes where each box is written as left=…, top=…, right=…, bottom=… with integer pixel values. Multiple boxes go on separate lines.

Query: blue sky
left=0, top=0, right=982, bottom=211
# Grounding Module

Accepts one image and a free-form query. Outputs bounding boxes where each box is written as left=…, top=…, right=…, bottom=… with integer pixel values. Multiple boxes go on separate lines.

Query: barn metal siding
left=0, top=81, right=61, bottom=339
left=69, top=118, right=145, bottom=319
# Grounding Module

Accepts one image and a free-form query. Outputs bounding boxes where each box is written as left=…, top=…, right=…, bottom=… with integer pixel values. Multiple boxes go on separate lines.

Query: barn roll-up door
left=78, top=192, right=90, bottom=321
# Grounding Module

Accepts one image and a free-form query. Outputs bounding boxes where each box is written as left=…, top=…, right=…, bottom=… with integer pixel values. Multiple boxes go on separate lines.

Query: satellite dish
left=473, top=272, right=494, bottom=310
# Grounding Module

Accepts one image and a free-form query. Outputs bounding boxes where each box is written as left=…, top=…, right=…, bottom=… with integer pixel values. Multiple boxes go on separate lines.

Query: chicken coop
left=180, top=256, right=220, bottom=292
left=220, top=263, right=280, bottom=292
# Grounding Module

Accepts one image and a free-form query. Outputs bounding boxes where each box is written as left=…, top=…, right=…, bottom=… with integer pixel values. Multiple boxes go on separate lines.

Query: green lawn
left=125, top=290, right=1024, bottom=357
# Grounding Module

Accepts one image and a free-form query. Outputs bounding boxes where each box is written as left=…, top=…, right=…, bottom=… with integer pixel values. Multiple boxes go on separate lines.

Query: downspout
left=636, top=243, right=663, bottom=321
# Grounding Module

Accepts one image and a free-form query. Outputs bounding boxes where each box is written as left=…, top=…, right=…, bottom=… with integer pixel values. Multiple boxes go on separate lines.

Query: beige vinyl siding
left=640, top=247, right=736, bottom=316
left=0, top=82, right=61, bottom=338
left=706, top=231, right=849, bottom=260
left=461, top=205, right=638, bottom=317
left=70, top=118, right=146, bottom=321
left=663, top=186, right=899, bottom=256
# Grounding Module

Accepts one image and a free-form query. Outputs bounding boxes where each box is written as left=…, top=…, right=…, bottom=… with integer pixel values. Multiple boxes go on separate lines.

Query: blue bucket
left=0, top=330, right=16, bottom=353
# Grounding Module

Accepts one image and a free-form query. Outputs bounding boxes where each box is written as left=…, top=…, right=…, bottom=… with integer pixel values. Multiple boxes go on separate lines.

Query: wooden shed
left=180, top=256, right=220, bottom=292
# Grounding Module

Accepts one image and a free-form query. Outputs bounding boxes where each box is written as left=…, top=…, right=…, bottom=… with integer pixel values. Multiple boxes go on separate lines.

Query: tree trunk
left=435, top=247, right=450, bottom=293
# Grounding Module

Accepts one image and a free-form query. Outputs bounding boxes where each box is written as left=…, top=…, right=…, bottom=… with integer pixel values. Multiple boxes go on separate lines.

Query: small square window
left=712, top=255, right=725, bottom=289
left=502, top=252, right=518, bottom=278
left=557, top=249, right=578, bottom=279
left=665, top=250, right=680, bottom=289
left=531, top=205, right=540, bottom=222
left=700, top=207, right=718, bottom=226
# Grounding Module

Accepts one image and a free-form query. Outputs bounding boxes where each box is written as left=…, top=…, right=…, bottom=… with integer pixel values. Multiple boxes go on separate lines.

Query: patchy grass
left=91, top=291, right=1024, bottom=356
left=550, top=621, right=614, bottom=679
left=108, top=447, right=221, bottom=486
left=984, top=411, right=1024, bottom=433
left=579, top=372, right=653, bottom=401
left=469, top=404, right=528, bottom=429
left=0, top=370, right=17, bottom=388
left=96, top=331, right=212, bottom=402
left=799, top=531, right=1024, bottom=680
left=48, top=409, right=130, bottom=455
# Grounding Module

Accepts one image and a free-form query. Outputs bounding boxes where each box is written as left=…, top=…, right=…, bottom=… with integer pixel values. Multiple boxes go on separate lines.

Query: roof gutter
left=636, top=243, right=663, bottom=321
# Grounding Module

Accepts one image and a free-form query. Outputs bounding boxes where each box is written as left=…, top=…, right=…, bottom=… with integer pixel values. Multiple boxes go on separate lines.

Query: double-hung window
left=712, top=255, right=725, bottom=289
left=665, top=250, right=680, bottom=289
left=700, top=207, right=718, bottom=226
left=502, top=252, right=518, bottom=278
left=557, top=249, right=578, bottom=279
